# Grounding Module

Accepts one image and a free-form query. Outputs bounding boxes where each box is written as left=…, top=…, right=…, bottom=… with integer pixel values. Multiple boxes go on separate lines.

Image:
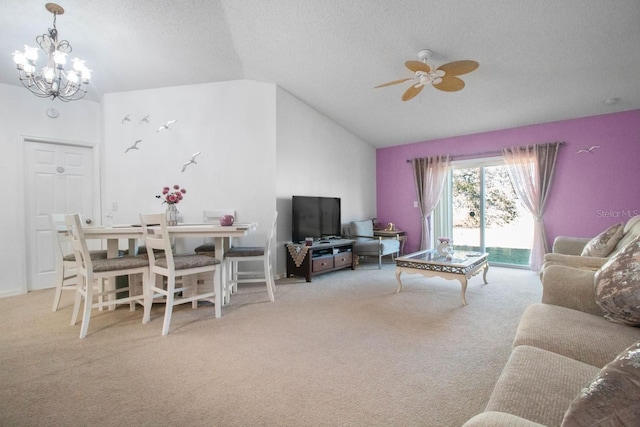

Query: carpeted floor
left=0, top=262, right=541, bottom=426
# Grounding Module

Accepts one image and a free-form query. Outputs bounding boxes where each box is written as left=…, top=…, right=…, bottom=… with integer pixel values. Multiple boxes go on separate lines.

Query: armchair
left=345, top=220, right=400, bottom=269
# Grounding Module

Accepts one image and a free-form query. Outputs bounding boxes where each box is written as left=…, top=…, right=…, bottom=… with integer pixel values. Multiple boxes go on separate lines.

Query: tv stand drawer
left=313, top=256, right=334, bottom=272
left=333, top=252, right=352, bottom=268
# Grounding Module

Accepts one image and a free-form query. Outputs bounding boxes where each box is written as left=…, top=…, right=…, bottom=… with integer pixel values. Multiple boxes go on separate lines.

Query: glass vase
left=166, top=203, right=179, bottom=226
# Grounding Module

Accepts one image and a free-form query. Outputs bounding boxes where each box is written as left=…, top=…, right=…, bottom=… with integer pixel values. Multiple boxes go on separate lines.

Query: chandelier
left=12, top=3, right=91, bottom=102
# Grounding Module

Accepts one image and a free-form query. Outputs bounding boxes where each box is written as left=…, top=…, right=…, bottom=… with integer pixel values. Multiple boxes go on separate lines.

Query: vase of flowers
left=437, top=237, right=452, bottom=258
left=156, top=184, right=186, bottom=226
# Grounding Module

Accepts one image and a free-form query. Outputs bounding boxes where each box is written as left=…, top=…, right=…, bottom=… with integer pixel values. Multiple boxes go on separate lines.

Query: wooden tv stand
left=285, top=239, right=355, bottom=282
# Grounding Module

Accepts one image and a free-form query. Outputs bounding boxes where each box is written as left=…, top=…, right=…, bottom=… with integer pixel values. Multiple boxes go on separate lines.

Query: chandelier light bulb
left=72, top=58, right=85, bottom=71
left=13, top=50, right=26, bottom=66
left=24, top=45, right=38, bottom=61
left=53, top=51, right=67, bottom=66
left=13, top=3, right=90, bottom=102
left=67, top=70, right=78, bottom=83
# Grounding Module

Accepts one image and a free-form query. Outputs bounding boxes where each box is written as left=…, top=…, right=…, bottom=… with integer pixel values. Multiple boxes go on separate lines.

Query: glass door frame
left=434, top=156, right=530, bottom=269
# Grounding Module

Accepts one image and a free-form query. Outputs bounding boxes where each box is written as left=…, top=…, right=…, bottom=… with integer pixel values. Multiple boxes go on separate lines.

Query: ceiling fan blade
left=433, top=76, right=465, bottom=92
left=405, top=60, right=430, bottom=73
left=374, top=77, right=413, bottom=88
left=402, top=84, right=424, bottom=101
left=436, top=60, right=479, bottom=76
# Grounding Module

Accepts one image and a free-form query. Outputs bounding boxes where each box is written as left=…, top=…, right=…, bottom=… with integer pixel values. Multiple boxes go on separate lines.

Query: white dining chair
left=193, top=209, right=236, bottom=257
left=49, top=213, right=112, bottom=312
left=223, top=212, right=277, bottom=303
left=65, top=213, right=149, bottom=339
left=140, top=213, right=223, bottom=335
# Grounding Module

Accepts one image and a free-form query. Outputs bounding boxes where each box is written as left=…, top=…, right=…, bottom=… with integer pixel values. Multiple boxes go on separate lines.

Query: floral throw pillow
left=594, top=235, right=640, bottom=326
left=562, top=341, right=640, bottom=426
left=581, top=223, right=624, bottom=257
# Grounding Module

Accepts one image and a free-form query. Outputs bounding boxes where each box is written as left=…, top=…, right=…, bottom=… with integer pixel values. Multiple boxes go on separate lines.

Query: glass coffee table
left=395, top=250, right=489, bottom=305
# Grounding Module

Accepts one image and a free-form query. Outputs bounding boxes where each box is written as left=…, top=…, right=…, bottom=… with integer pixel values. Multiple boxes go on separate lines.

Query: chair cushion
left=137, top=246, right=169, bottom=255
left=155, top=254, right=220, bottom=270
left=91, top=256, right=149, bottom=272
left=225, top=247, right=265, bottom=257
left=354, top=239, right=399, bottom=256
left=63, top=249, right=113, bottom=262
left=349, top=220, right=374, bottom=242
left=562, top=340, right=640, bottom=426
left=581, top=222, right=624, bottom=257
left=194, top=243, right=215, bottom=254
left=595, top=235, right=640, bottom=326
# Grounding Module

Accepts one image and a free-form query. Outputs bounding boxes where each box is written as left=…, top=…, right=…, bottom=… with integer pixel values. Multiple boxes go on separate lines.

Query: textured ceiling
left=2, top=0, right=639, bottom=148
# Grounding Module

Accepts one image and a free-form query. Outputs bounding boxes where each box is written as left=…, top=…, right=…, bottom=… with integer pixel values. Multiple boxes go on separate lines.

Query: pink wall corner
left=376, top=110, right=640, bottom=254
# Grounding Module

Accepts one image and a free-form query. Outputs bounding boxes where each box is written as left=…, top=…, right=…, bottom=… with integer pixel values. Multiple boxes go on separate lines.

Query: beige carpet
left=0, top=262, right=541, bottom=426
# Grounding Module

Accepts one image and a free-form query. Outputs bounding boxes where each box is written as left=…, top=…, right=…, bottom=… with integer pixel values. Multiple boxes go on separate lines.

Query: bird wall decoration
left=576, top=145, right=600, bottom=154
left=140, top=115, right=151, bottom=124
left=157, top=119, right=177, bottom=132
left=121, top=114, right=131, bottom=124
left=124, top=139, right=142, bottom=153
left=182, top=152, right=201, bottom=172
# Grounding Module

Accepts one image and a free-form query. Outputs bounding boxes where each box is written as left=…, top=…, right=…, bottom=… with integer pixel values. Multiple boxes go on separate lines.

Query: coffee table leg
left=459, top=277, right=468, bottom=306
left=395, top=269, right=403, bottom=293
left=482, top=263, right=489, bottom=284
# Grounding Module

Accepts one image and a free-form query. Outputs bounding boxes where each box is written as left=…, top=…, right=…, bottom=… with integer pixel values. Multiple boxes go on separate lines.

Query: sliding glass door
left=435, top=158, right=533, bottom=267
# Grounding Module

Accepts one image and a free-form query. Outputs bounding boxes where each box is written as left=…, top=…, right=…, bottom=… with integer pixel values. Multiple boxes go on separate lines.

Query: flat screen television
left=292, top=196, right=341, bottom=243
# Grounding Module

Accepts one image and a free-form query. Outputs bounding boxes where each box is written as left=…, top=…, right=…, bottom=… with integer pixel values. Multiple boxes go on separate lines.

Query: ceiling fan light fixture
left=375, top=48, right=479, bottom=101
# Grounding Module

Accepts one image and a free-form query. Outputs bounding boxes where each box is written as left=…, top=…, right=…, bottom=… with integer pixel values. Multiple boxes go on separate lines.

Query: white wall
left=0, top=83, right=100, bottom=297
left=2, top=79, right=375, bottom=297
left=102, top=80, right=277, bottom=253
left=275, top=87, right=376, bottom=274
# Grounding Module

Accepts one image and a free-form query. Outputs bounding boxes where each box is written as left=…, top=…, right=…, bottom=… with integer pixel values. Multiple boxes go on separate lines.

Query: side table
left=374, top=229, right=406, bottom=254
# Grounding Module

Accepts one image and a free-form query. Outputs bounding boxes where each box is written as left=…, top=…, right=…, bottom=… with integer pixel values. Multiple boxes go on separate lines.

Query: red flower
left=156, top=184, right=187, bottom=205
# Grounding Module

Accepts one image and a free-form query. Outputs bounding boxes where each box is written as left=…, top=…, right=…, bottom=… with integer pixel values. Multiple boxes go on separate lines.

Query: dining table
left=80, top=222, right=258, bottom=305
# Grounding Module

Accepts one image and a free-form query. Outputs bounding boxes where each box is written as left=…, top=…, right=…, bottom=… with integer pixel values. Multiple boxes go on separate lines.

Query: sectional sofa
left=463, top=218, right=640, bottom=426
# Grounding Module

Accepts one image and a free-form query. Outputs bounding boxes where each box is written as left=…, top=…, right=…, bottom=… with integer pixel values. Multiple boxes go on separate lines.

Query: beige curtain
left=502, top=142, right=561, bottom=270
left=411, top=156, right=451, bottom=250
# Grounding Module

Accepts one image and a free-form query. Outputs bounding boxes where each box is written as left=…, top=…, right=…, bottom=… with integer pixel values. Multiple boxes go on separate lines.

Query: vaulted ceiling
left=2, top=0, right=639, bottom=148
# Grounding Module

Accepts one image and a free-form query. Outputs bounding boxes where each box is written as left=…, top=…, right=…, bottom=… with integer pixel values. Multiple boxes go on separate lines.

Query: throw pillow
left=581, top=223, right=624, bottom=257
left=562, top=341, right=640, bottom=426
left=594, top=235, right=640, bottom=326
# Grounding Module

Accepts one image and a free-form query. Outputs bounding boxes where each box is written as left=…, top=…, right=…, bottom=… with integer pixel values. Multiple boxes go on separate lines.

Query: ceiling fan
left=375, top=49, right=479, bottom=101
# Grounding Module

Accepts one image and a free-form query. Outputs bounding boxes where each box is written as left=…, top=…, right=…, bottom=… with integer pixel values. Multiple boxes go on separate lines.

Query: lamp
left=12, top=3, right=91, bottom=102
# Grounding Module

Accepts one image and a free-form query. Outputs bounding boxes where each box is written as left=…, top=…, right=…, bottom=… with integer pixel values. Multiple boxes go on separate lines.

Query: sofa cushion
left=514, top=304, right=640, bottom=368
left=562, top=341, right=640, bottom=426
left=594, top=235, right=640, bottom=326
left=608, top=215, right=640, bottom=258
left=484, top=345, right=599, bottom=427
left=463, top=411, right=546, bottom=426
left=580, top=222, right=624, bottom=257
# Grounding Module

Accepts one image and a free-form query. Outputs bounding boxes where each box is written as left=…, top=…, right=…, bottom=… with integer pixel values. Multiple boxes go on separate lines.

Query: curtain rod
left=405, top=141, right=565, bottom=163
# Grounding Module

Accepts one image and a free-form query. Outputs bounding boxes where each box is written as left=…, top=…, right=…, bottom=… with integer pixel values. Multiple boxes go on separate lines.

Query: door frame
left=436, top=156, right=533, bottom=268
left=17, top=134, right=101, bottom=294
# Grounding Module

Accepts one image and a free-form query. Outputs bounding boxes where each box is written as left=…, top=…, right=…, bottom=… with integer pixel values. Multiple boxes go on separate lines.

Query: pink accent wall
left=376, top=110, right=640, bottom=254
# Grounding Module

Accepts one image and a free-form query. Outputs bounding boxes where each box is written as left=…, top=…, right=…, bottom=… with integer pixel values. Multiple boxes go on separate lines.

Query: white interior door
left=24, top=140, right=96, bottom=291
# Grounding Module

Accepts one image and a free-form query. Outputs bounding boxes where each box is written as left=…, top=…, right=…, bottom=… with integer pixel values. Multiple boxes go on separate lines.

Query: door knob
left=85, top=218, right=92, bottom=224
